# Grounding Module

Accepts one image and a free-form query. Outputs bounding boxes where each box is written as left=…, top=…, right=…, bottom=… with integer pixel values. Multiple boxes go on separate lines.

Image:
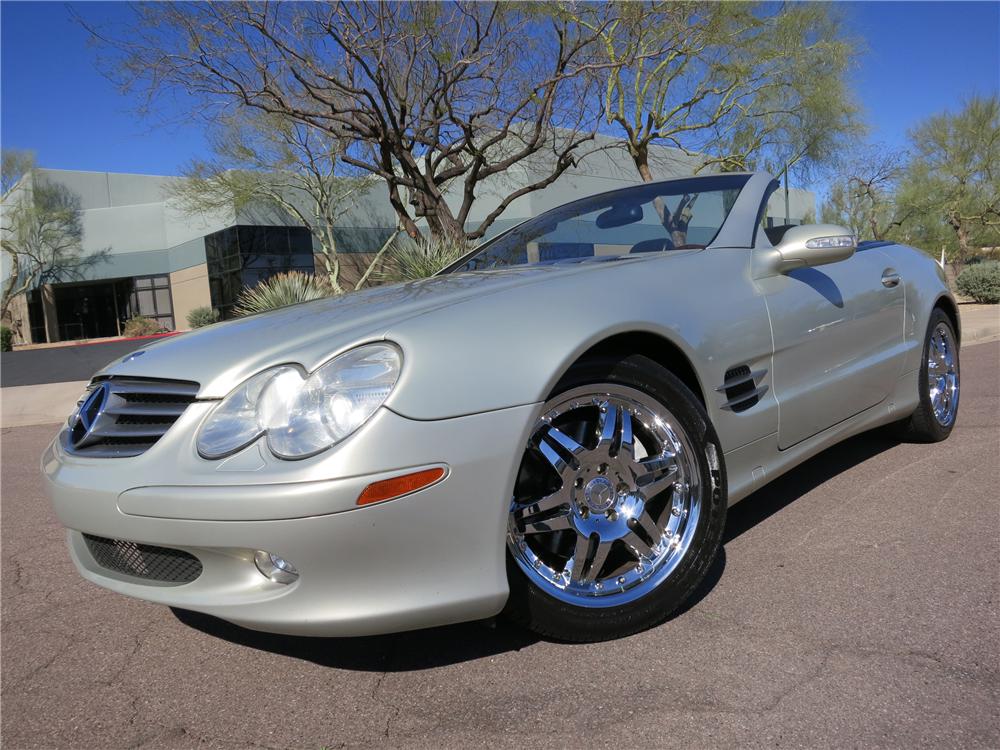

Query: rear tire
left=895, top=308, right=960, bottom=443
left=503, top=354, right=726, bottom=642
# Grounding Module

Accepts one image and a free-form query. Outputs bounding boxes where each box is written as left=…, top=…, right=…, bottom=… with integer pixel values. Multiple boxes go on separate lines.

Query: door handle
left=881, top=270, right=901, bottom=288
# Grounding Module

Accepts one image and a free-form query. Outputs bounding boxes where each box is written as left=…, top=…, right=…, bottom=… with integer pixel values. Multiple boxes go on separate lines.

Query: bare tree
left=84, top=1, right=612, bottom=243
left=575, top=2, right=860, bottom=187
left=168, top=110, right=397, bottom=293
left=820, top=146, right=909, bottom=241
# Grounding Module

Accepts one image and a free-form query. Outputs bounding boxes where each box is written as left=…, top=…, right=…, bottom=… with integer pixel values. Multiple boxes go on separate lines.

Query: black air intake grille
left=719, top=365, right=767, bottom=413
left=83, top=534, right=202, bottom=584
left=65, top=377, right=199, bottom=458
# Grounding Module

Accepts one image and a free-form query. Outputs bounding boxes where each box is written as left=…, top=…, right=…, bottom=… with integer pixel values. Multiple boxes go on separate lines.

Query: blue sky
left=2, top=1, right=998, bottom=181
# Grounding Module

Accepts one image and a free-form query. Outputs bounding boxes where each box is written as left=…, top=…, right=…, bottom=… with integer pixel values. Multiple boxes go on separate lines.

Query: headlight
left=197, top=343, right=401, bottom=460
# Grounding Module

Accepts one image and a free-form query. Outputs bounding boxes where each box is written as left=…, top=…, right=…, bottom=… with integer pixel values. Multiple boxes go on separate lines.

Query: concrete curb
left=958, top=304, right=999, bottom=343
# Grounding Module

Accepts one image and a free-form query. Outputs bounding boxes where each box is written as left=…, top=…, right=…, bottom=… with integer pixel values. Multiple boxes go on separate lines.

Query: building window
left=205, top=226, right=315, bottom=319
left=126, top=274, right=174, bottom=331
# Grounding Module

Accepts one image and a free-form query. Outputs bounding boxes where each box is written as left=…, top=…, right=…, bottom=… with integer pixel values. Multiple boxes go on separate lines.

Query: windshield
left=449, top=174, right=751, bottom=273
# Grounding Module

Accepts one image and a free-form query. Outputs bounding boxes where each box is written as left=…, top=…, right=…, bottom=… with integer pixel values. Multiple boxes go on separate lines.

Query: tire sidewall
left=504, top=354, right=727, bottom=641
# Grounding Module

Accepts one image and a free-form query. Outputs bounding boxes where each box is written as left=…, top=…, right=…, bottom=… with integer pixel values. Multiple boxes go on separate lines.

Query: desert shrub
left=234, top=271, right=337, bottom=317
left=122, top=315, right=161, bottom=337
left=187, top=305, right=219, bottom=329
left=1, top=325, right=13, bottom=352
left=376, top=236, right=471, bottom=284
left=956, top=261, right=1000, bottom=304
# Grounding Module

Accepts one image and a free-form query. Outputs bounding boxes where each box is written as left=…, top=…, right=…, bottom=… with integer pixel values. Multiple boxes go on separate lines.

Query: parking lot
left=2, top=341, right=998, bottom=749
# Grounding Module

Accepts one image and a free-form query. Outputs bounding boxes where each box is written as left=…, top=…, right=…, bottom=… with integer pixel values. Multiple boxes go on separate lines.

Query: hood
left=97, top=262, right=623, bottom=398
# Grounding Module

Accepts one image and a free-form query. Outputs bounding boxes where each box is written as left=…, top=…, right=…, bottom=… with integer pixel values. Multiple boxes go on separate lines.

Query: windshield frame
left=441, top=173, right=755, bottom=275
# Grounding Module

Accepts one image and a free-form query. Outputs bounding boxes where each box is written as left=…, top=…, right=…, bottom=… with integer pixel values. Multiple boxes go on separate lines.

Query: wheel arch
left=560, top=330, right=708, bottom=408
left=933, top=294, right=961, bottom=344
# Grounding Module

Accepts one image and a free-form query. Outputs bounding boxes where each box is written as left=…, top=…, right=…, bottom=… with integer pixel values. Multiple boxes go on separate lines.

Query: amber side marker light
left=356, top=467, right=447, bottom=506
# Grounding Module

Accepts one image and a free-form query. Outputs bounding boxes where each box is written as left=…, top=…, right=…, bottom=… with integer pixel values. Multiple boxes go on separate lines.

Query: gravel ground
left=2, top=342, right=998, bottom=749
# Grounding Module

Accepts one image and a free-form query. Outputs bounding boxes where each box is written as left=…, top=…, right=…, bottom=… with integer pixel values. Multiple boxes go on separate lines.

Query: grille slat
left=83, top=534, right=202, bottom=584
left=89, top=423, right=177, bottom=439
left=103, top=402, right=190, bottom=418
left=99, top=381, right=201, bottom=398
left=65, top=376, right=199, bottom=458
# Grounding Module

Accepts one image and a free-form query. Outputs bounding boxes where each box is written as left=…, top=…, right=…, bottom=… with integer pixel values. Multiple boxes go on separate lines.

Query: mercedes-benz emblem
left=70, top=382, right=112, bottom=449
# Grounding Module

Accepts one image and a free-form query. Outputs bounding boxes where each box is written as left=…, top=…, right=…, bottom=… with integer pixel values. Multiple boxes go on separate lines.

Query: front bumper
left=43, top=404, right=537, bottom=637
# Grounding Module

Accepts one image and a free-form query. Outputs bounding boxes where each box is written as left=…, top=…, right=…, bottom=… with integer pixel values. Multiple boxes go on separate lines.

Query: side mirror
left=773, top=224, right=856, bottom=272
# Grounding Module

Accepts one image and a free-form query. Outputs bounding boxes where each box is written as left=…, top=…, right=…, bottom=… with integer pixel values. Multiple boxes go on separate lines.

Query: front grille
left=65, top=376, right=199, bottom=458
left=83, top=534, right=202, bottom=584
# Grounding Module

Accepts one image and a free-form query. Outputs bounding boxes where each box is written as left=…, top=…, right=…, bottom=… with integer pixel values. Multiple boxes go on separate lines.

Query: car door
left=755, top=246, right=905, bottom=449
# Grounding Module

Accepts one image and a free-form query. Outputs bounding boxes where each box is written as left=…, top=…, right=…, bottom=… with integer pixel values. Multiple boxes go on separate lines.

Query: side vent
left=718, top=365, right=768, bottom=413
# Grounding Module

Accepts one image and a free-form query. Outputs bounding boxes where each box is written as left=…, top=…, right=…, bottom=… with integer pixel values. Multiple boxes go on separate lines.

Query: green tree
left=1, top=173, right=92, bottom=324
left=577, top=2, right=860, bottom=187
left=2, top=149, right=35, bottom=196
left=895, top=96, right=1000, bottom=262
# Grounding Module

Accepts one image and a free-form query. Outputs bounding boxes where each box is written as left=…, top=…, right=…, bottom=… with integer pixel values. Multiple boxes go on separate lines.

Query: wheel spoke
left=514, top=487, right=568, bottom=515
left=585, top=541, right=611, bottom=583
left=616, top=409, right=635, bottom=460
left=568, top=533, right=592, bottom=582
left=623, top=529, right=655, bottom=561
left=537, top=426, right=585, bottom=475
left=596, top=404, right=636, bottom=460
left=635, top=453, right=678, bottom=498
left=567, top=533, right=612, bottom=584
left=520, top=510, right=573, bottom=536
left=931, top=335, right=945, bottom=358
left=931, top=389, right=943, bottom=414
left=635, top=510, right=663, bottom=547
left=596, top=404, right=618, bottom=450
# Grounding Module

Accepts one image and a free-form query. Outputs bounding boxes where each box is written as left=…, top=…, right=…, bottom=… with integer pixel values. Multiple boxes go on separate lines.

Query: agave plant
left=376, top=236, right=471, bottom=284
left=233, top=271, right=337, bottom=317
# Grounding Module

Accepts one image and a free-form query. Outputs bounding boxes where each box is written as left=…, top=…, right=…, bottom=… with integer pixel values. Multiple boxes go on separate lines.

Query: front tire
left=503, top=354, right=726, bottom=642
left=895, top=308, right=960, bottom=443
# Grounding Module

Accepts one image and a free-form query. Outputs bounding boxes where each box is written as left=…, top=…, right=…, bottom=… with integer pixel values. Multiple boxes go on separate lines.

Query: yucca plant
left=233, top=271, right=338, bottom=317
left=376, top=236, right=471, bottom=284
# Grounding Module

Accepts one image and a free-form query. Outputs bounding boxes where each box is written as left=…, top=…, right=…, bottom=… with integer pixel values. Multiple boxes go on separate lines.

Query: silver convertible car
left=43, top=172, right=960, bottom=641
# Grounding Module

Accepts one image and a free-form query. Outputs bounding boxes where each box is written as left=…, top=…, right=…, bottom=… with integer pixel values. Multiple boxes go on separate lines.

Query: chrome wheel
left=928, top=322, right=959, bottom=427
left=507, top=384, right=702, bottom=608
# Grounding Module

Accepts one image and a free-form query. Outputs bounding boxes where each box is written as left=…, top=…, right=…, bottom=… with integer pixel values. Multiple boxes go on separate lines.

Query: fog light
left=254, top=550, right=299, bottom=584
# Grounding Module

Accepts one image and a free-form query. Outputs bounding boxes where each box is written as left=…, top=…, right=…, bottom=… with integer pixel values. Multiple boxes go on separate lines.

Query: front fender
left=383, top=252, right=777, bottom=455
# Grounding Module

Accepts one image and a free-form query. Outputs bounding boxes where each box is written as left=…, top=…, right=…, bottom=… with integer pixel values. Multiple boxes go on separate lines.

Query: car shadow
left=721, top=429, right=899, bottom=545
left=172, top=606, right=540, bottom=672
left=173, top=429, right=900, bottom=670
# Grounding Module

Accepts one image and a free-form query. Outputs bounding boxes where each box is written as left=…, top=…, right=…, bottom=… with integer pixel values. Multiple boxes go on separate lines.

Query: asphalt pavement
left=0, top=334, right=176, bottom=388
left=2, top=342, right=998, bottom=749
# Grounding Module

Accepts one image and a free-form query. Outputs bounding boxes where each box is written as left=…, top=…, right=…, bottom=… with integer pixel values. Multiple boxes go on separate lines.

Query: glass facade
left=51, top=274, right=174, bottom=341
left=205, top=226, right=315, bottom=318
